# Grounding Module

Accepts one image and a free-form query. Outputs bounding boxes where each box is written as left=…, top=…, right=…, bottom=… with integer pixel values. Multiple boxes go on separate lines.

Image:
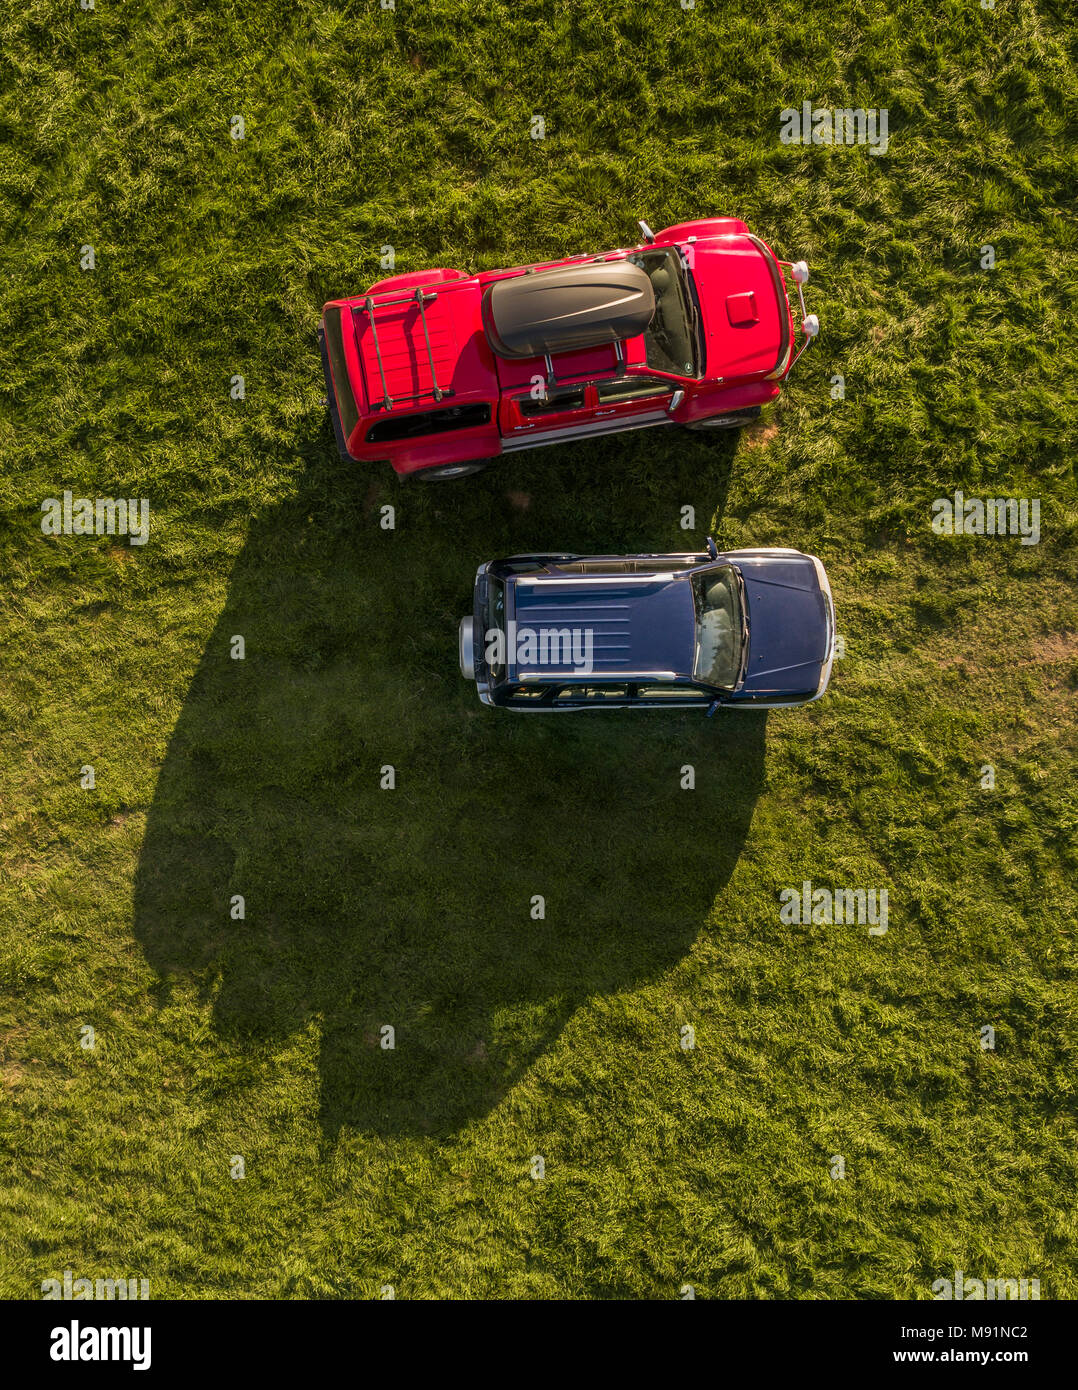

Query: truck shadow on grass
left=134, top=421, right=764, bottom=1141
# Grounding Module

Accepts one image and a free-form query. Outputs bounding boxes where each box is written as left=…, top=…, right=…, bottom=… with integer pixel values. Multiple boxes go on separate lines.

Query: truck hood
left=690, top=235, right=790, bottom=380
left=737, top=555, right=828, bottom=694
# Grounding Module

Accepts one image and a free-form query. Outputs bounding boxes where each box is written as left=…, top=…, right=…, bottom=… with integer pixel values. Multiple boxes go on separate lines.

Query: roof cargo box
left=483, top=261, right=655, bottom=360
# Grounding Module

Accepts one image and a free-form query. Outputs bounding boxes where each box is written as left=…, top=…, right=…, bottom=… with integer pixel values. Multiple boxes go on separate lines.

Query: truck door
left=591, top=375, right=675, bottom=425
left=499, top=383, right=594, bottom=440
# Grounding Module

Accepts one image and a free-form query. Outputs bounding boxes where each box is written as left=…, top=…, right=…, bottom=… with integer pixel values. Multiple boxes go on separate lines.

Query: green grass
left=1, top=0, right=1076, bottom=1299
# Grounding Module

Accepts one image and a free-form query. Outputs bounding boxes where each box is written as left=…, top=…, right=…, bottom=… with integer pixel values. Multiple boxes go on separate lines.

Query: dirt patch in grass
left=0, top=1027, right=31, bottom=1091
left=1029, top=631, right=1078, bottom=665
left=1, top=1060, right=28, bottom=1090
left=744, top=420, right=780, bottom=450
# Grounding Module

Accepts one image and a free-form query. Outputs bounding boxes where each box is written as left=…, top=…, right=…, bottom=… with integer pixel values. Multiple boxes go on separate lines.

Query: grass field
left=1, top=0, right=1076, bottom=1300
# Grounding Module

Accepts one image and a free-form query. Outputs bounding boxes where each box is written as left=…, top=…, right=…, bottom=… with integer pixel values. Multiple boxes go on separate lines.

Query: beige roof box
left=483, top=260, right=655, bottom=360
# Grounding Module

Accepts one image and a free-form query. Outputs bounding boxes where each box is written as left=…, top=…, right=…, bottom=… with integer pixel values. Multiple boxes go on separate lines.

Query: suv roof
left=508, top=571, right=696, bottom=681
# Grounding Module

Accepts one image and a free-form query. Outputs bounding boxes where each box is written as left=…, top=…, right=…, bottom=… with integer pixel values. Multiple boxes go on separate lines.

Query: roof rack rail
left=355, top=288, right=456, bottom=412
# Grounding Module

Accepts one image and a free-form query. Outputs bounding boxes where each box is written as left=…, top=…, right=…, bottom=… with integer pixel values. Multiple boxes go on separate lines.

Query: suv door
left=631, top=682, right=713, bottom=708
left=553, top=684, right=631, bottom=708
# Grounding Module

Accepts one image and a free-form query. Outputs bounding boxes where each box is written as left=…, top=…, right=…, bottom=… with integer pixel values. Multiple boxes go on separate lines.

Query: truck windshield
left=627, top=247, right=699, bottom=377
left=691, top=566, right=744, bottom=688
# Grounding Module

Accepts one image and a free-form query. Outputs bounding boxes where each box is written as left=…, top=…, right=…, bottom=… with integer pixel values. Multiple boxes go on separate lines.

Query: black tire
left=413, top=461, right=490, bottom=482
left=686, top=406, right=762, bottom=431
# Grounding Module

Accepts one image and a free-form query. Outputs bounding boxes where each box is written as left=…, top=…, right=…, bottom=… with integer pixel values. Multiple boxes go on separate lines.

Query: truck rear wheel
left=413, top=461, right=490, bottom=482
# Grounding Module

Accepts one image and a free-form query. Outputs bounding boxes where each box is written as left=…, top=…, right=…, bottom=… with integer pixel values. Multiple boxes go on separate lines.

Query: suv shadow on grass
left=133, top=418, right=764, bottom=1141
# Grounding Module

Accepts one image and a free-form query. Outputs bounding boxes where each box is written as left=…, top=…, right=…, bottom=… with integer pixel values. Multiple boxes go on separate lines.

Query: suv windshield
left=626, top=247, right=700, bottom=377
left=691, top=566, right=744, bottom=688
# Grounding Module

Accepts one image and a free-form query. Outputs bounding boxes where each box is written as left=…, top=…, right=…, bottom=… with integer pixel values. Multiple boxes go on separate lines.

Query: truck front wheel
left=686, top=406, right=762, bottom=431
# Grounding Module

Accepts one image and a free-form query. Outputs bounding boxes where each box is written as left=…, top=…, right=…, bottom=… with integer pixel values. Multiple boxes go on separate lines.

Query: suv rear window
left=366, top=402, right=491, bottom=444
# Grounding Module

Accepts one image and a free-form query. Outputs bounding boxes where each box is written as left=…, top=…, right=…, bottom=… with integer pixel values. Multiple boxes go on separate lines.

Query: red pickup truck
left=319, top=217, right=818, bottom=481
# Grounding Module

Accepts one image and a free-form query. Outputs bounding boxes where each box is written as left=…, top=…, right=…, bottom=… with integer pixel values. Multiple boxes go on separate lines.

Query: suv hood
left=737, top=556, right=828, bottom=694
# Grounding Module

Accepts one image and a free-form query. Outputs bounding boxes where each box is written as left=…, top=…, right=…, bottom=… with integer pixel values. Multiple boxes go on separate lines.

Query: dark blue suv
left=459, top=543, right=835, bottom=711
